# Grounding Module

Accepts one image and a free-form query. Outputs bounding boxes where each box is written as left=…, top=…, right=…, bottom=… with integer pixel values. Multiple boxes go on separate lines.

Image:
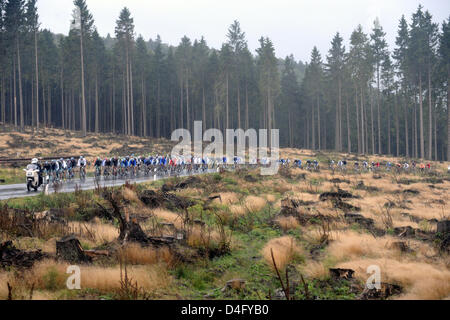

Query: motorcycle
left=24, top=164, right=48, bottom=192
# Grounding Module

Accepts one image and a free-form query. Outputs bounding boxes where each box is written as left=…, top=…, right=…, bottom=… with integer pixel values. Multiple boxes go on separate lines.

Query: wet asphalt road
left=0, top=169, right=218, bottom=201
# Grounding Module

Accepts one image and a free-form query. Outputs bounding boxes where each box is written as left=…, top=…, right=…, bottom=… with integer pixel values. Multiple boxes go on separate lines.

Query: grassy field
left=1, top=126, right=449, bottom=300
left=1, top=158, right=449, bottom=300
left=0, top=124, right=175, bottom=159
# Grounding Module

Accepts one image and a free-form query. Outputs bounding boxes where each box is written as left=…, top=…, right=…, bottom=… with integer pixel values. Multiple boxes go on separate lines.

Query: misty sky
left=38, top=0, right=450, bottom=63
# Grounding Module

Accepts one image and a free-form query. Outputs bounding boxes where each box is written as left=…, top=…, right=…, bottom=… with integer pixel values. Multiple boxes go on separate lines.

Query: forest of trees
left=0, top=1, right=449, bottom=160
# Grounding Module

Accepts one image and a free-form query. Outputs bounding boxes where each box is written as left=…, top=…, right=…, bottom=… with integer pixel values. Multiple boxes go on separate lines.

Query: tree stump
left=437, top=220, right=450, bottom=234
left=56, top=235, right=91, bottom=263
left=329, top=268, right=355, bottom=280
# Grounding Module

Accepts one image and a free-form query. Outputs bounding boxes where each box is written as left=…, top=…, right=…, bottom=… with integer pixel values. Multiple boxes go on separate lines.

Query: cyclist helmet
left=31, top=158, right=38, bottom=164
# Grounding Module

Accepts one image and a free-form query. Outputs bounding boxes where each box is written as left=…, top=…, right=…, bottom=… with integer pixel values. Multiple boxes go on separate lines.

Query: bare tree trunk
left=130, top=57, right=134, bottom=135
left=447, top=65, right=450, bottom=161
left=13, top=57, right=17, bottom=127
left=80, top=27, right=87, bottom=136
left=427, top=67, right=432, bottom=160
left=414, top=94, right=418, bottom=158
left=245, top=84, right=249, bottom=130
left=317, top=95, right=321, bottom=150
left=186, top=70, right=190, bottom=131
left=361, top=86, right=365, bottom=154
left=112, top=70, right=115, bottom=133
left=288, top=108, right=292, bottom=147
left=225, top=72, right=229, bottom=130
left=142, top=77, right=146, bottom=136
left=123, top=72, right=127, bottom=134
left=17, top=38, right=24, bottom=131
left=202, top=87, right=206, bottom=131
left=377, top=68, right=381, bottom=154
left=404, top=92, right=409, bottom=157
left=179, top=79, right=183, bottom=128
left=126, top=50, right=131, bottom=135
left=306, top=111, right=310, bottom=149
left=433, top=106, right=437, bottom=160
left=61, top=68, right=64, bottom=130
left=355, top=86, right=360, bottom=153
left=31, top=77, right=35, bottom=128
left=370, top=86, right=375, bottom=154
left=42, top=81, right=46, bottom=126
left=157, top=78, right=160, bottom=137
left=419, top=74, right=424, bottom=158
left=95, top=74, right=99, bottom=133
left=170, top=91, right=174, bottom=133
left=338, top=78, right=342, bottom=151
left=1, top=75, right=5, bottom=124
left=237, top=84, right=241, bottom=129
left=395, top=90, right=399, bottom=157
left=346, top=95, right=351, bottom=153
left=48, top=83, right=51, bottom=126
left=35, top=31, right=39, bottom=129
left=387, top=93, right=391, bottom=155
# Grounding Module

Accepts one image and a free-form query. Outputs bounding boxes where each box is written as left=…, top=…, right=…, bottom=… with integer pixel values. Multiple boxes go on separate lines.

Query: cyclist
left=103, top=157, right=112, bottom=177
left=94, top=157, right=102, bottom=177
left=313, top=160, right=319, bottom=171
left=354, top=161, right=359, bottom=172
left=60, top=158, right=67, bottom=180
left=111, top=156, right=119, bottom=177
left=78, top=156, right=87, bottom=179
left=330, top=159, right=335, bottom=171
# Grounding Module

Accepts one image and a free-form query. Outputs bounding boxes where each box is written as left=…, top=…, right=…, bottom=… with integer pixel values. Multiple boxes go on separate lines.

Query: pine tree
left=393, top=15, right=410, bottom=157
left=280, top=55, right=300, bottom=147
left=440, top=16, right=450, bottom=160
left=73, top=0, right=94, bottom=136
left=115, top=7, right=135, bottom=135
left=5, top=0, right=25, bottom=131
left=370, top=18, right=388, bottom=154
left=326, top=32, right=345, bottom=151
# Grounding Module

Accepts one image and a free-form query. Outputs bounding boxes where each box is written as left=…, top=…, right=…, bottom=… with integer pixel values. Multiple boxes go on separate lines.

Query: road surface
left=0, top=169, right=217, bottom=201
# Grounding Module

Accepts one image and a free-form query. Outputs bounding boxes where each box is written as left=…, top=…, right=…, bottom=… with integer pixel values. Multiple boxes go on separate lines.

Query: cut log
left=437, top=220, right=450, bottom=234
left=359, top=282, right=402, bottom=300
left=329, top=268, right=354, bottom=280
left=56, top=235, right=91, bottom=263
left=0, top=240, right=45, bottom=269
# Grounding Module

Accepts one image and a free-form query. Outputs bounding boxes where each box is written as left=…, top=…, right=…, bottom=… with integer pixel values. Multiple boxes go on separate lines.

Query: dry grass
left=262, top=236, right=303, bottom=271
left=81, top=264, right=171, bottom=292
left=6, top=259, right=172, bottom=295
left=265, top=194, right=276, bottom=203
left=68, top=218, right=119, bottom=245
left=274, top=216, right=299, bottom=231
left=186, top=225, right=221, bottom=248
left=300, top=260, right=329, bottom=280
left=122, top=188, right=141, bottom=204
left=117, top=243, right=173, bottom=266
left=0, top=272, right=9, bottom=299
left=214, top=192, right=240, bottom=205
left=244, top=195, right=267, bottom=213
left=0, top=125, right=172, bottom=158
left=151, top=208, right=183, bottom=229
left=337, top=258, right=450, bottom=300
left=229, top=204, right=247, bottom=216
left=327, top=231, right=405, bottom=262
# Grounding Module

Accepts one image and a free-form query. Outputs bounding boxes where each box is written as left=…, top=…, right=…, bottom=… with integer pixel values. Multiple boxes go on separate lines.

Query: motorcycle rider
left=30, top=158, right=43, bottom=185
